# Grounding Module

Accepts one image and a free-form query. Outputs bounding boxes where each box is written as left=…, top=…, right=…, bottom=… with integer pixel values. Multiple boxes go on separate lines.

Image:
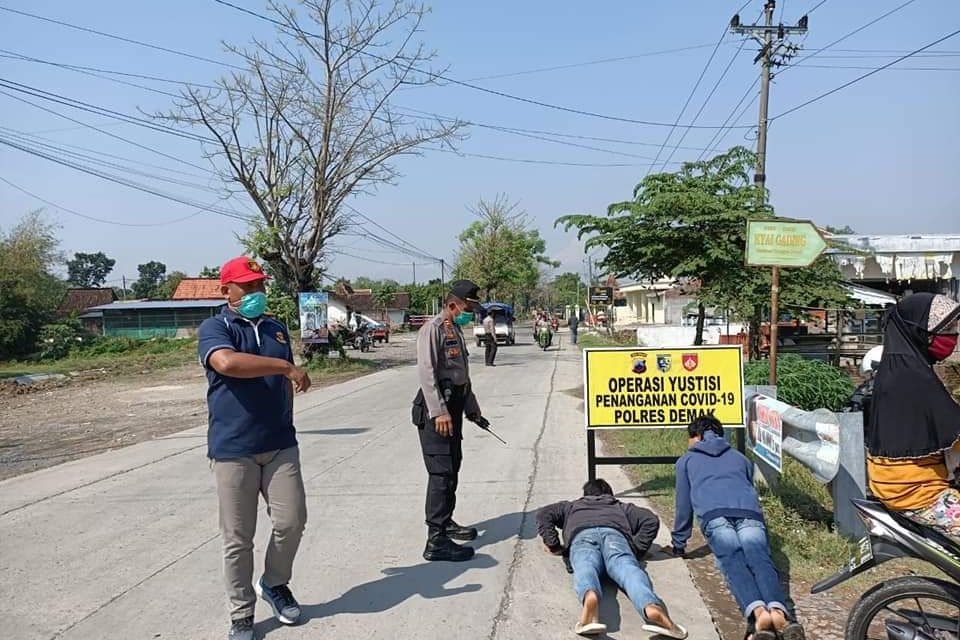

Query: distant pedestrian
left=411, top=279, right=486, bottom=562
left=198, top=256, right=312, bottom=640
left=483, top=311, right=498, bottom=366
left=672, top=415, right=804, bottom=640
left=568, top=313, right=580, bottom=345
left=537, top=479, right=687, bottom=638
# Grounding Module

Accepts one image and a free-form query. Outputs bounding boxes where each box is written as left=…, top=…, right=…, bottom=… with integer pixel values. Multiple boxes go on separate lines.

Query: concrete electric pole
left=731, top=0, right=807, bottom=384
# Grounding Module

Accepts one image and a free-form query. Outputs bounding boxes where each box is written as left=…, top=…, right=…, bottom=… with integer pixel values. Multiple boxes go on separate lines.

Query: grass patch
left=0, top=338, right=198, bottom=378
left=578, top=331, right=636, bottom=349
left=304, top=355, right=382, bottom=385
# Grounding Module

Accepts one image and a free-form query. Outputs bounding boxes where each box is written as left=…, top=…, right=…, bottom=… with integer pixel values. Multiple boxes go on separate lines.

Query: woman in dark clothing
left=866, top=293, right=960, bottom=541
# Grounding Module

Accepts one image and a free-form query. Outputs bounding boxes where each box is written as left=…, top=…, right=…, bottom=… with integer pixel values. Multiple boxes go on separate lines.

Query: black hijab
left=866, top=292, right=960, bottom=459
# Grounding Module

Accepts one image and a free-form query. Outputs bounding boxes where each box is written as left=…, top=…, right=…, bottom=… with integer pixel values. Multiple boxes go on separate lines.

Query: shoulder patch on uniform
left=275, top=331, right=287, bottom=344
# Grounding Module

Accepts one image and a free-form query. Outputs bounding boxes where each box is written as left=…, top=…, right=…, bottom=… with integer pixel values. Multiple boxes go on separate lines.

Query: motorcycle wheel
left=846, top=576, right=960, bottom=640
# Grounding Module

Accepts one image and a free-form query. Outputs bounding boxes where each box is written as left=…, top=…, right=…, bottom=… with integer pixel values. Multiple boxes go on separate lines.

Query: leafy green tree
left=198, top=265, right=221, bottom=279
left=407, top=280, right=443, bottom=314
left=157, top=270, right=189, bottom=299
left=549, top=272, right=586, bottom=307
left=66, top=251, right=115, bottom=288
left=825, top=225, right=855, bottom=235
left=558, top=147, right=848, bottom=352
left=0, top=211, right=65, bottom=358
left=455, top=194, right=557, bottom=304
left=372, top=281, right=399, bottom=319
left=132, top=261, right=167, bottom=299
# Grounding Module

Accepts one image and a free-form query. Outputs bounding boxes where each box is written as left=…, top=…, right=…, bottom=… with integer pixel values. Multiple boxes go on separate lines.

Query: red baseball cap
left=220, top=256, right=271, bottom=285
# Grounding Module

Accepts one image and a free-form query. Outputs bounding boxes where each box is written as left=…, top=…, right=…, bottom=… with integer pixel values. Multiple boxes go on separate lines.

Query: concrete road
left=1, top=331, right=718, bottom=640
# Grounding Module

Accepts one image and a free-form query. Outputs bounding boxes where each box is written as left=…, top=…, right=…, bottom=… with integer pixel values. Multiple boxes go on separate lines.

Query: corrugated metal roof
left=90, top=300, right=227, bottom=311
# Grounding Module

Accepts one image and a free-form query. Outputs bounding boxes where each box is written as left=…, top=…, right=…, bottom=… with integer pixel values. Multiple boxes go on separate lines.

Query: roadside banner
left=583, top=345, right=744, bottom=429
left=747, top=394, right=787, bottom=471
left=298, top=292, right=329, bottom=344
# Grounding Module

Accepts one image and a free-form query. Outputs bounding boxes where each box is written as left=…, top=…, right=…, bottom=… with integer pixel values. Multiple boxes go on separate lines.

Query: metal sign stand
left=586, top=430, right=680, bottom=481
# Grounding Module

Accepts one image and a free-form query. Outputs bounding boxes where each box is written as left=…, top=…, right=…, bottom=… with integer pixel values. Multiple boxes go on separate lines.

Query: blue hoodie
left=671, top=431, right=764, bottom=550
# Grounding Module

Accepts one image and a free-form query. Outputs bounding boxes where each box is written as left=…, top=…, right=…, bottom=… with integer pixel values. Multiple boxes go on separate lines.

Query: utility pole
left=440, top=259, right=446, bottom=289
left=412, top=262, right=416, bottom=286
left=121, top=275, right=127, bottom=301
left=731, top=1, right=807, bottom=385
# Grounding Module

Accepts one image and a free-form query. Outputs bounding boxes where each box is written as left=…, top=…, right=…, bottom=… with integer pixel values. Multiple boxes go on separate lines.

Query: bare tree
left=161, top=0, right=465, bottom=292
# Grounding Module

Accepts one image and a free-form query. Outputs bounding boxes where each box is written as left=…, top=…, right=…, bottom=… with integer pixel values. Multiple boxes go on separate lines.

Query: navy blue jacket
left=198, top=310, right=297, bottom=460
left=671, top=431, right=764, bottom=550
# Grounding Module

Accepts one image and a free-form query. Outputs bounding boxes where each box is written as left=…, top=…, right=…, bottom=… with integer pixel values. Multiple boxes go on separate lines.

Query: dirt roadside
left=0, top=331, right=419, bottom=482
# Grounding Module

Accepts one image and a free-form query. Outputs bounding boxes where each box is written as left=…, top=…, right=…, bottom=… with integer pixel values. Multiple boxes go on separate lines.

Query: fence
left=745, top=387, right=867, bottom=539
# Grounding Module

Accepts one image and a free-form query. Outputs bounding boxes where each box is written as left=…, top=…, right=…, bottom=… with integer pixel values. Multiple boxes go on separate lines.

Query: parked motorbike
left=812, top=499, right=960, bottom=639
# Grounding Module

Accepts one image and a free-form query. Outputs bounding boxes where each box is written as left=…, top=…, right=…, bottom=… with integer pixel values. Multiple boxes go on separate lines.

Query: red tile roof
left=58, top=288, right=116, bottom=314
left=172, top=278, right=223, bottom=300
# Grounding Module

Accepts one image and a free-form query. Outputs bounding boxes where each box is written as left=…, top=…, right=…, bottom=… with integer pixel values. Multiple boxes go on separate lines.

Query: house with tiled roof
left=171, top=278, right=222, bottom=300
left=58, top=288, right=117, bottom=333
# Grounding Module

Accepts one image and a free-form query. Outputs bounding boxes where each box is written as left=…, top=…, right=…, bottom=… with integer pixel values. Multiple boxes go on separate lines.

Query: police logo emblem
left=247, top=260, right=263, bottom=273
left=656, top=354, right=672, bottom=373
left=630, top=351, right=648, bottom=374
left=683, top=353, right=699, bottom=371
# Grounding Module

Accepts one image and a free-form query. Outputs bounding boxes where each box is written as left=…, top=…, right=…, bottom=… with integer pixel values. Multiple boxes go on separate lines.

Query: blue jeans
left=569, top=527, right=663, bottom=619
left=703, top=517, right=786, bottom=619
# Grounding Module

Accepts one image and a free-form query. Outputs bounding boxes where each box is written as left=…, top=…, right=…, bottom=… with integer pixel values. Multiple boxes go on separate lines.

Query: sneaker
left=255, top=578, right=301, bottom=625
left=228, top=616, right=256, bottom=640
left=445, top=520, right=478, bottom=541
left=423, top=534, right=475, bottom=562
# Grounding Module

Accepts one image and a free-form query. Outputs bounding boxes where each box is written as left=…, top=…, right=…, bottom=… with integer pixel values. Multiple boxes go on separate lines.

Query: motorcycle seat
left=869, top=498, right=960, bottom=557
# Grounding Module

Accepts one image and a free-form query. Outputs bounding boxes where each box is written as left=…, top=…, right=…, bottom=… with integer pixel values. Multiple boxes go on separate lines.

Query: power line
left=645, top=0, right=754, bottom=175
left=696, top=77, right=760, bottom=162
left=0, top=126, right=217, bottom=180
left=0, top=88, right=214, bottom=172
left=429, top=147, right=654, bottom=168
left=0, top=137, right=251, bottom=222
left=659, top=34, right=754, bottom=171
left=0, top=130, right=227, bottom=195
left=210, top=0, right=753, bottom=130
left=779, top=0, right=920, bottom=74
left=805, top=0, right=829, bottom=15
left=345, top=205, right=439, bottom=261
left=0, top=77, right=212, bottom=144
left=462, top=43, right=720, bottom=81
left=0, top=176, right=214, bottom=227
left=330, top=250, right=434, bottom=267
left=772, top=27, right=960, bottom=121
left=0, top=4, right=245, bottom=71
left=790, top=63, right=960, bottom=72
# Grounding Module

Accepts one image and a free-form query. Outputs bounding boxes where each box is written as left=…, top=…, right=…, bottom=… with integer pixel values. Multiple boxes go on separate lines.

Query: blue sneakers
left=255, top=578, right=301, bottom=625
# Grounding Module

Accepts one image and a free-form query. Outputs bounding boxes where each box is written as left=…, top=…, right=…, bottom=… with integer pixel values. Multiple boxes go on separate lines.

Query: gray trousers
left=213, top=446, right=307, bottom=620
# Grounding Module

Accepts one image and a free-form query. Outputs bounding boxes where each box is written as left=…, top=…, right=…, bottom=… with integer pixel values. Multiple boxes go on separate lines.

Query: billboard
left=589, top=286, right=613, bottom=304
left=583, top=345, right=744, bottom=429
left=298, top=292, right=329, bottom=344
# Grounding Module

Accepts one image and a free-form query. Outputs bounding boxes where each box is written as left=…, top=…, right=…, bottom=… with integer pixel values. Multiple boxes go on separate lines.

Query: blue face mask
left=454, top=310, right=473, bottom=326
left=236, top=291, right=268, bottom=319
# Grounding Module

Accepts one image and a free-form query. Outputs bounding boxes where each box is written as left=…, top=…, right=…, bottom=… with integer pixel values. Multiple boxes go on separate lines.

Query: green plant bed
left=745, top=354, right=854, bottom=411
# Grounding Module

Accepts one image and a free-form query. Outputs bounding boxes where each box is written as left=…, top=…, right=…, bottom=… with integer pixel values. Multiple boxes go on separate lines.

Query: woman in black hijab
left=866, top=292, right=960, bottom=542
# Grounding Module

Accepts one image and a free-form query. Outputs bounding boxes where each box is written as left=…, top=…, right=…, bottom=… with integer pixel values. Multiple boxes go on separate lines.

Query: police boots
left=424, top=530, right=475, bottom=562
left=444, top=520, right=478, bottom=542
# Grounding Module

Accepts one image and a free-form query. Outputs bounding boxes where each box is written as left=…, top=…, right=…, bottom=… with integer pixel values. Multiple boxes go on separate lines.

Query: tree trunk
left=694, top=302, right=706, bottom=346
left=748, top=316, right=762, bottom=361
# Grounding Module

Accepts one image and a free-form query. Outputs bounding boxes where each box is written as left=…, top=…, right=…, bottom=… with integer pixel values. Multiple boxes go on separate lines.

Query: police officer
left=412, top=279, right=485, bottom=562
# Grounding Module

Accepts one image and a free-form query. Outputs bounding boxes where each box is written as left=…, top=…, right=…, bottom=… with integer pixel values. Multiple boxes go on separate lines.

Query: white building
left=831, top=234, right=960, bottom=299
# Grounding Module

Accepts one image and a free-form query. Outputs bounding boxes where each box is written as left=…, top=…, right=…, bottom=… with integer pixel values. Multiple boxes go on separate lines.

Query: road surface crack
left=487, top=347, right=560, bottom=640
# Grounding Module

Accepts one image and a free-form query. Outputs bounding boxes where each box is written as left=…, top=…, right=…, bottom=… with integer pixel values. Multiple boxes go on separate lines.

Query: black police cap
left=449, top=279, right=481, bottom=308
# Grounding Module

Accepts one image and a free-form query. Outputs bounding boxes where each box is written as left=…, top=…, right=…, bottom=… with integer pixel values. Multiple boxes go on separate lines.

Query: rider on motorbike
left=536, top=314, right=553, bottom=349
left=865, top=293, right=960, bottom=543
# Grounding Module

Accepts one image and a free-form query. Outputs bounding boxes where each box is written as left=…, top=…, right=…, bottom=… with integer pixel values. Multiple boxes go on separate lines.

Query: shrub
left=36, top=321, right=85, bottom=360
left=744, top=354, right=853, bottom=411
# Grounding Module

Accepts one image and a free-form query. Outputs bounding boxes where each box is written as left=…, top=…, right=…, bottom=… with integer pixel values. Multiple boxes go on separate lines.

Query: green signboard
left=745, top=220, right=828, bottom=268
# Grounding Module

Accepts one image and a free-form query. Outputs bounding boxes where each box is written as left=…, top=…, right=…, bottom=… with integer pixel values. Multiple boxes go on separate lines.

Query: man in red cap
left=198, top=256, right=311, bottom=640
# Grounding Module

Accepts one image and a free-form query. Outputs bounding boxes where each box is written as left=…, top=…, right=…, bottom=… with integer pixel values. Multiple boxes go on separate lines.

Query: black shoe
left=423, top=535, right=475, bottom=562
left=445, top=520, right=478, bottom=541
left=228, top=616, right=256, bottom=640
left=255, top=578, right=301, bottom=625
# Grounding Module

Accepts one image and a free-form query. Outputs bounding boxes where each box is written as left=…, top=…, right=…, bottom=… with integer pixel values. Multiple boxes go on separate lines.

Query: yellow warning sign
left=583, top=345, right=745, bottom=429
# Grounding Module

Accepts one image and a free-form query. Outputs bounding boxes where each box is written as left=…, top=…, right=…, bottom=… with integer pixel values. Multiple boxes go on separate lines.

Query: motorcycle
left=819, top=344, right=960, bottom=638
left=537, top=325, right=552, bottom=351
left=811, top=499, right=960, bottom=639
